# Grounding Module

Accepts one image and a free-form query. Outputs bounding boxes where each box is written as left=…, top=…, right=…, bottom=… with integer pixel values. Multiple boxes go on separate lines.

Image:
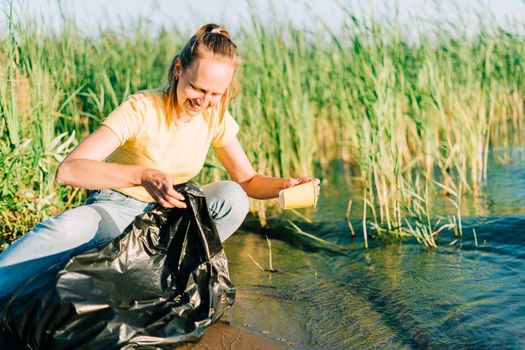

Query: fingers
left=312, top=178, right=321, bottom=196
left=158, top=196, right=187, bottom=209
left=292, top=177, right=321, bottom=196
left=141, top=169, right=188, bottom=209
left=294, top=177, right=320, bottom=185
left=154, top=184, right=186, bottom=209
left=160, top=188, right=186, bottom=209
left=165, top=180, right=184, bottom=200
left=296, top=176, right=320, bottom=185
left=165, top=187, right=185, bottom=203
left=163, top=179, right=186, bottom=208
left=295, top=177, right=309, bottom=185
left=285, top=178, right=300, bottom=188
left=158, top=191, right=187, bottom=208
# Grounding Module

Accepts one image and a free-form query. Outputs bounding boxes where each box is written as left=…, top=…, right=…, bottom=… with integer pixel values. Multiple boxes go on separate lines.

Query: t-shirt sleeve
left=211, top=109, right=240, bottom=147
left=101, top=94, right=146, bottom=145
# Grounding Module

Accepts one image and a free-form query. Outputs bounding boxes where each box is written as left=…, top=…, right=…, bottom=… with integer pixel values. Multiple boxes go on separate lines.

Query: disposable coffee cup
left=278, top=181, right=318, bottom=210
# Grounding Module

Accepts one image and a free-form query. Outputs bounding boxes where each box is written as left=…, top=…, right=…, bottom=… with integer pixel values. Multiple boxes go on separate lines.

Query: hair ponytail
left=194, top=23, right=232, bottom=39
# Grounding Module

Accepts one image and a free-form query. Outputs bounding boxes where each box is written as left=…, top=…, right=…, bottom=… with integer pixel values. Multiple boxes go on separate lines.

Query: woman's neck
left=174, top=105, right=193, bottom=123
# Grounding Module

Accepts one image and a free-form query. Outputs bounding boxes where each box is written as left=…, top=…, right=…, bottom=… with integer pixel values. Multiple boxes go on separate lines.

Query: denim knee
left=202, top=180, right=249, bottom=242
left=223, top=180, right=249, bottom=220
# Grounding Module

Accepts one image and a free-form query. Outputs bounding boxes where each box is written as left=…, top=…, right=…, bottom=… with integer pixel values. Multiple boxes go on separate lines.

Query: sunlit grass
left=0, top=1, right=523, bottom=248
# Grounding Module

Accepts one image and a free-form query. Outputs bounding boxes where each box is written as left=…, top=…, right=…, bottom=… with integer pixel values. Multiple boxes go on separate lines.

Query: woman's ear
left=174, top=59, right=182, bottom=79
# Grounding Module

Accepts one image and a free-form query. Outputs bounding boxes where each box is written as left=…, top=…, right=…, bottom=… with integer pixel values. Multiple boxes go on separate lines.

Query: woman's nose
left=198, top=94, right=212, bottom=108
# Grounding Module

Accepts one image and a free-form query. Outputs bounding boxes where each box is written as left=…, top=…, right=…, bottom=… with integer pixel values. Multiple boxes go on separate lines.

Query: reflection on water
left=223, top=147, right=525, bottom=349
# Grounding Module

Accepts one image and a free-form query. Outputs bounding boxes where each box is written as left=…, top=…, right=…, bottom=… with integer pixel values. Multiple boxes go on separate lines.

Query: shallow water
left=222, top=146, right=525, bottom=349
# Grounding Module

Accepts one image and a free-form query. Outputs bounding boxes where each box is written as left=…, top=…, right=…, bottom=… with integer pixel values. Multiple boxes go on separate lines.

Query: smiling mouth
left=188, top=99, right=201, bottom=111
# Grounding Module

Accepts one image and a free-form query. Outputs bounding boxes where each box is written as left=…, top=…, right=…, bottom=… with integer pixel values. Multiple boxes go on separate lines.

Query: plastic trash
left=0, top=182, right=236, bottom=349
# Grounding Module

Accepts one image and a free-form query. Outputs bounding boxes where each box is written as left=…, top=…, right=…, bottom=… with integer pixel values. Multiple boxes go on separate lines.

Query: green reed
left=0, top=2, right=523, bottom=247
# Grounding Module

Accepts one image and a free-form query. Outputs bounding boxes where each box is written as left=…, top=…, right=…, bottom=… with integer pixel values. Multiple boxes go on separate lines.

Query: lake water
left=222, top=145, right=525, bottom=349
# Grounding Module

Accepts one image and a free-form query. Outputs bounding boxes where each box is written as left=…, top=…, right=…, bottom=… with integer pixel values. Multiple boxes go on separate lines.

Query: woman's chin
left=178, top=107, right=200, bottom=119
left=187, top=109, right=202, bottom=117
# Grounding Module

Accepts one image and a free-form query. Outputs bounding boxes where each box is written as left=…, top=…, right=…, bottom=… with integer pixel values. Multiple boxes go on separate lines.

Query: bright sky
left=2, top=0, right=525, bottom=36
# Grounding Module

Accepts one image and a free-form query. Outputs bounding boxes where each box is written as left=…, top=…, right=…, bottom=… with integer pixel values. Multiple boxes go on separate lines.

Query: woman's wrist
left=137, top=167, right=151, bottom=186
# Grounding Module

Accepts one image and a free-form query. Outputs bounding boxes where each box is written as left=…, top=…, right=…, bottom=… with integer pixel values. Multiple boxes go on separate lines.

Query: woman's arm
left=214, top=137, right=319, bottom=199
left=55, top=125, right=145, bottom=189
left=56, top=125, right=186, bottom=208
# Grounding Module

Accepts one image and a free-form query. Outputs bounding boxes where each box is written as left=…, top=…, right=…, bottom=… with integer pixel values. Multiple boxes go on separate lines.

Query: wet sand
left=177, top=321, right=282, bottom=350
left=0, top=323, right=282, bottom=350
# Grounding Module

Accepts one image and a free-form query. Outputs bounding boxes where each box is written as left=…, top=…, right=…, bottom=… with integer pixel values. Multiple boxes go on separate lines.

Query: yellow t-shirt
left=101, top=90, right=239, bottom=202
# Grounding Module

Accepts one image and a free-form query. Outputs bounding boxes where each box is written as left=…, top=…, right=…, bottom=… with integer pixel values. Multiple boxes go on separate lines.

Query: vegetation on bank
left=0, top=2, right=523, bottom=248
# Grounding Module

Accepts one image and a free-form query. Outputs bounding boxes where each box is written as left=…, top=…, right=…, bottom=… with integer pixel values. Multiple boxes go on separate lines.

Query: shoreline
left=177, top=321, right=282, bottom=350
left=0, top=322, right=283, bottom=350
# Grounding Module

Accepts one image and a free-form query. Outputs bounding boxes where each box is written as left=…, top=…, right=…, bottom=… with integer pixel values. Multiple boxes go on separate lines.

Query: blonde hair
left=165, top=23, right=241, bottom=119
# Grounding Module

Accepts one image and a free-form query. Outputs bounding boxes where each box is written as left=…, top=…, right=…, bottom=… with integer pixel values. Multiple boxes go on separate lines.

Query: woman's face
left=176, top=57, right=235, bottom=118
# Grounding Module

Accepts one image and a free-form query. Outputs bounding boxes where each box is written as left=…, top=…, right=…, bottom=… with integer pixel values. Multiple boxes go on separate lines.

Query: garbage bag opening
left=0, top=182, right=236, bottom=350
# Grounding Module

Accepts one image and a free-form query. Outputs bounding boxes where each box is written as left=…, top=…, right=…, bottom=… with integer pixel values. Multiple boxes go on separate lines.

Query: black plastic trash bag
left=0, top=182, right=236, bottom=349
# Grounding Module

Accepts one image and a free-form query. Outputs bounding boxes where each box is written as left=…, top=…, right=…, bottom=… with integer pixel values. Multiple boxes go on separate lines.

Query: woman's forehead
left=186, top=57, right=235, bottom=93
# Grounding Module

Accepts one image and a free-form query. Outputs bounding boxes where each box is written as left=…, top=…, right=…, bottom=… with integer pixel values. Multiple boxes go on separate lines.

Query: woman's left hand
left=285, top=177, right=321, bottom=197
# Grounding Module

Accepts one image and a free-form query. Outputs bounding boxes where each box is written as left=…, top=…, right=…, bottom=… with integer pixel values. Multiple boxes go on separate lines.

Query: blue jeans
left=0, top=181, right=249, bottom=300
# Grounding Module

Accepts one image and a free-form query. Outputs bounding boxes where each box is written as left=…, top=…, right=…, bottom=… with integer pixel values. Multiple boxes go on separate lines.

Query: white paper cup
left=278, top=181, right=318, bottom=210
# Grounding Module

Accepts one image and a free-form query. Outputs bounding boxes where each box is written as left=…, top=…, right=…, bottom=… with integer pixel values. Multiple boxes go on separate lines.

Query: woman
left=0, top=23, right=319, bottom=299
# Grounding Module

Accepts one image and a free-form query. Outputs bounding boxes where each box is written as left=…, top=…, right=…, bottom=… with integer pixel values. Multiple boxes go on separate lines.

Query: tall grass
left=0, top=2, right=523, bottom=248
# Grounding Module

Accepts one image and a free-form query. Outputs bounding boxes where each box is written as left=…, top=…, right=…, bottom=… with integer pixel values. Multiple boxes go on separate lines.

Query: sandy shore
left=176, top=321, right=282, bottom=350
left=0, top=323, right=283, bottom=350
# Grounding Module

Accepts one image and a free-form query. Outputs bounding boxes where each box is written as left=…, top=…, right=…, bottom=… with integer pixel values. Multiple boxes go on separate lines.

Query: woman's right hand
left=140, top=169, right=187, bottom=208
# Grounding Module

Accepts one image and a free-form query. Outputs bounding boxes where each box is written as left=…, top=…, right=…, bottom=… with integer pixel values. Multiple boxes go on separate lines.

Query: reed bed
left=0, top=2, right=523, bottom=248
